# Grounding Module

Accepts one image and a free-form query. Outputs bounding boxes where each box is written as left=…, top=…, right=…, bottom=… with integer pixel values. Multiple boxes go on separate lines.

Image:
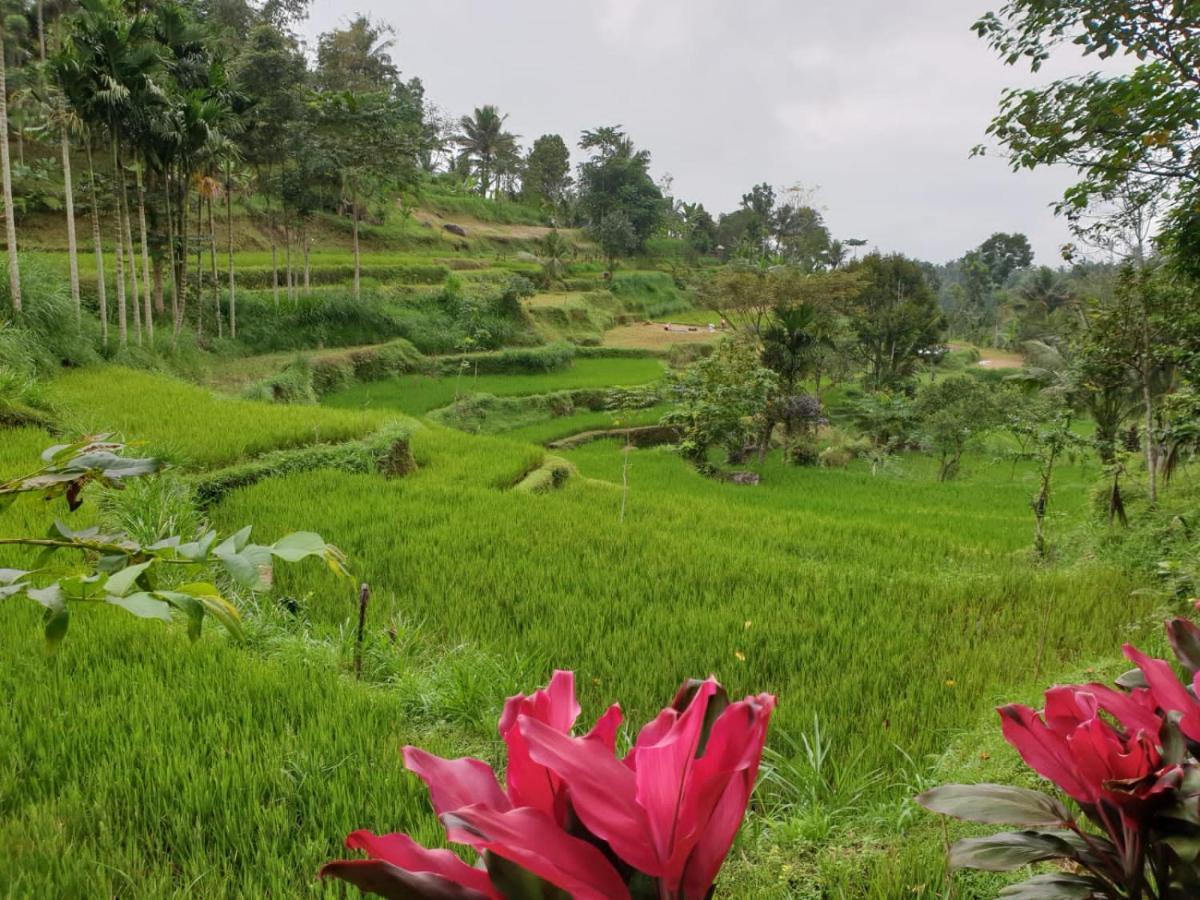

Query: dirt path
left=949, top=342, right=1025, bottom=370
left=603, top=320, right=723, bottom=350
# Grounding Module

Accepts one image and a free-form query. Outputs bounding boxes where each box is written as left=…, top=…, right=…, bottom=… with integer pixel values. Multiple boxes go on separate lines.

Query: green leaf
left=950, top=831, right=1081, bottom=872
left=156, top=591, right=205, bottom=642
left=41, top=599, right=69, bottom=650
left=106, top=592, right=173, bottom=623
left=177, top=583, right=242, bottom=638
left=270, top=531, right=327, bottom=562
left=58, top=574, right=108, bottom=602
left=26, top=583, right=65, bottom=610
left=216, top=544, right=273, bottom=592
left=916, top=784, right=1071, bottom=826
left=1165, top=833, right=1200, bottom=863
left=103, top=561, right=153, bottom=598
left=215, top=525, right=253, bottom=557
left=998, top=873, right=1106, bottom=898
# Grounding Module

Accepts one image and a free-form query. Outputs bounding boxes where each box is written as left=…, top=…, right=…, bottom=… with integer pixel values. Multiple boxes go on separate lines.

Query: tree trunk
left=284, top=218, right=293, bottom=304
left=61, top=126, right=81, bottom=320
left=110, top=138, right=127, bottom=349
left=86, top=142, right=107, bottom=346
left=226, top=160, right=235, bottom=339
left=267, top=171, right=278, bottom=309
left=120, top=164, right=142, bottom=346
left=1141, top=370, right=1157, bottom=505
left=352, top=184, right=361, bottom=300
left=0, top=25, right=21, bottom=315
left=302, top=222, right=310, bottom=294
left=207, top=191, right=220, bottom=338
left=152, top=255, right=163, bottom=323
left=166, top=172, right=179, bottom=338
left=194, top=189, right=203, bottom=338
left=135, top=164, right=154, bottom=334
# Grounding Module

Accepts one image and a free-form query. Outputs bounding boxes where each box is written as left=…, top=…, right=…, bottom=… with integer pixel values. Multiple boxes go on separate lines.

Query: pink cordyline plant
left=919, top=609, right=1200, bottom=899
left=321, top=671, right=776, bottom=899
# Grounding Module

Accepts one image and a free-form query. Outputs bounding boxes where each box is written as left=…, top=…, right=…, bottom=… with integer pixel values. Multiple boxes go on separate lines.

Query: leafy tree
left=976, top=232, right=1033, bottom=285
left=915, top=375, right=1002, bottom=481
left=773, top=203, right=831, bottom=271
left=739, top=182, right=775, bottom=257
left=521, top=133, right=570, bottom=207
left=233, top=21, right=306, bottom=309
left=848, top=253, right=945, bottom=389
left=313, top=15, right=398, bottom=94
left=453, top=105, right=517, bottom=199
left=576, top=125, right=663, bottom=262
left=679, top=201, right=717, bottom=260
left=662, top=338, right=778, bottom=466
left=307, top=89, right=422, bottom=299
left=974, top=1, right=1200, bottom=235
left=1003, top=394, right=1087, bottom=557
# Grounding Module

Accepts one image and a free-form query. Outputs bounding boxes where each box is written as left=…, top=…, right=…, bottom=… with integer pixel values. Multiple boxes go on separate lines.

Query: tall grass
left=322, top=358, right=666, bottom=415
left=48, top=368, right=389, bottom=467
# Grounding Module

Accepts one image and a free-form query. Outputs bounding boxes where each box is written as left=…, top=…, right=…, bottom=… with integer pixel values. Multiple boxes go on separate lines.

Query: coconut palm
left=453, top=105, right=517, bottom=198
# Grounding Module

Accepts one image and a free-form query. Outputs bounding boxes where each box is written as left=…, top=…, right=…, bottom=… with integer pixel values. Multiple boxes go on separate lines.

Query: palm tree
left=0, top=14, right=21, bottom=314
left=453, top=105, right=517, bottom=198
left=55, top=0, right=162, bottom=348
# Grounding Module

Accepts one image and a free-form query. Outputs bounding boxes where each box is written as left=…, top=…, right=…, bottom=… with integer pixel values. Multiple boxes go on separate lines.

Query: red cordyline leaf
left=321, top=671, right=776, bottom=900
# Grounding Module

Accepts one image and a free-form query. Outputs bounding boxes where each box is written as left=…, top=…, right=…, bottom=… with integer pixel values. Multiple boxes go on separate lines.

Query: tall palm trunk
left=284, top=218, right=293, bottom=304
left=194, top=189, right=203, bottom=338
left=302, top=222, right=310, bottom=294
left=120, top=165, right=142, bottom=345
left=135, top=164, right=153, bottom=341
left=351, top=181, right=361, bottom=300
left=266, top=167, right=278, bottom=309
left=61, top=126, right=81, bottom=319
left=110, top=138, right=127, bottom=349
left=0, top=23, right=21, bottom=314
left=86, top=142, right=107, bottom=346
left=225, top=160, right=235, bottom=338
left=207, top=191, right=220, bottom=338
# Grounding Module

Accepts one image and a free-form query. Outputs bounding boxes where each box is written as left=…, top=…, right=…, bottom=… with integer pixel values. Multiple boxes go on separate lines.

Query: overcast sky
left=299, top=0, right=1104, bottom=265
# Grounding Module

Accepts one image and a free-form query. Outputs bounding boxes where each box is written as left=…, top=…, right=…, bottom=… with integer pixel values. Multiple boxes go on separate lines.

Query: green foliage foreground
left=0, top=368, right=1169, bottom=896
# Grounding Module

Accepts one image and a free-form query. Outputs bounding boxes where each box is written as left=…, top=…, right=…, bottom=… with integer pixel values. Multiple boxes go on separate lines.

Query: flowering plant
left=919, top=611, right=1200, bottom=898
left=322, top=671, right=776, bottom=899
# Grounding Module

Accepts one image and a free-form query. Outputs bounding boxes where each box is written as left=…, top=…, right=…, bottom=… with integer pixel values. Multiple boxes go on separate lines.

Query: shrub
left=242, top=357, right=318, bottom=405
left=321, top=672, right=775, bottom=900
left=494, top=274, right=536, bottom=318
left=918, top=611, right=1200, bottom=897
left=437, top=342, right=576, bottom=376
left=0, top=255, right=101, bottom=374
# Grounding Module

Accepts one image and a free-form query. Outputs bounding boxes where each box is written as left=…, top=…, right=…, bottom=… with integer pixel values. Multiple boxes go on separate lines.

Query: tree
left=1003, top=394, right=1087, bottom=557
left=662, top=337, right=778, bottom=467
left=0, top=11, right=21, bottom=313
left=915, top=375, right=1001, bottom=481
left=521, top=133, right=570, bottom=207
left=234, top=22, right=307, bottom=310
left=974, top=2, right=1200, bottom=235
left=774, top=203, right=831, bottom=271
left=576, top=125, right=663, bottom=262
left=313, top=15, right=399, bottom=94
left=453, top=105, right=517, bottom=199
left=308, top=89, right=421, bottom=300
left=976, top=232, right=1033, bottom=285
left=848, top=253, right=944, bottom=389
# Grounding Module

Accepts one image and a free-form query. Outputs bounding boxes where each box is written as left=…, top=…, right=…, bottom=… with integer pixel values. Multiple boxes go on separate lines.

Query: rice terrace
left=1, top=1, right=1199, bottom=898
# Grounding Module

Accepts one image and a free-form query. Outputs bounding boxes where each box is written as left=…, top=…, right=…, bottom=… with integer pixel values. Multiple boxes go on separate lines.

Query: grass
left=500, top=403, right=673, bottom=444
left=0, top=363, right=1173, bottom=897
left=322, top=357, right=666, bottom=415
left=47, top=367, right=390, bottom=468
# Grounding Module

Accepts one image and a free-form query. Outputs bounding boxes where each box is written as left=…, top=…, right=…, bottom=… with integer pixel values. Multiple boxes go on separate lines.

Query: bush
left=788, top=437, right=821, bottom=467
left=0, top=255, right=101, bottom=375
left=494, top=274, right=536, bottom=318
left=437, top=342, right=576, bottom=376
left=241, top=357, right=318, bottom=405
